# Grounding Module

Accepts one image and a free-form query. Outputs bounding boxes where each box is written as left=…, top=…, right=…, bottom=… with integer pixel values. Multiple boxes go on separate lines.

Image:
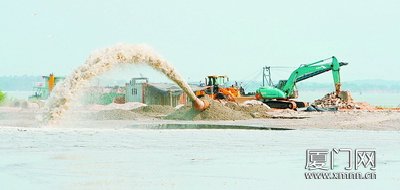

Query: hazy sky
left=1, top=0, right=399, bottom=83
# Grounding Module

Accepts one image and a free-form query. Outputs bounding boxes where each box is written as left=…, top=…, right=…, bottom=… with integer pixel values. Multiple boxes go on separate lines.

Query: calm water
left=0, top=127, right=399, bottom=190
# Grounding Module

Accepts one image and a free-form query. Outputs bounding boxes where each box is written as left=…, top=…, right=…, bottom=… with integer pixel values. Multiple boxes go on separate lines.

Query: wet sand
left=0, top=107, right=399, bottom=189
left=0, top=107, right=399, bottom=131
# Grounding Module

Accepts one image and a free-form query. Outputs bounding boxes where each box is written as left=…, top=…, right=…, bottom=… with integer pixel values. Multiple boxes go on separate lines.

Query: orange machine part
left=48, top=74, right=55, bottom=92
left=193, top=99, right=210, bottom=111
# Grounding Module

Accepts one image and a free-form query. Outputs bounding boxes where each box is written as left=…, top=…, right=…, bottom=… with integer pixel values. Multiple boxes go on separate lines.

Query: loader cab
left=205, top=75, right=229, bottom=94
left=206, top=75, right=228, bottom=86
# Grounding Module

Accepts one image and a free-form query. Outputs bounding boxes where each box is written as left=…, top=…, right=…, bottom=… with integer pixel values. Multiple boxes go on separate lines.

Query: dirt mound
left=165, top=97, right=271, bottom=120
left=313, top=91, right=374, bottom=110
left=225, top=102, right=272, bottom=118
left=85, top=102, right=147, bottom=111
left=90, top=109, right=143, bottom=120
left=133, top=105, right=176, bottom=117
left=113, top=96, right=126, bottom=104
left=165, top=103, right=251, bottom=121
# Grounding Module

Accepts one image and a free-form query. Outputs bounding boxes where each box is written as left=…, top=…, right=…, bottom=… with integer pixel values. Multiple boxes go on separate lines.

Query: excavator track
left=294, top=101, right=308, bottom=108
left=263, top=100, right=297, bottom=109
left=263, top=100, right=308, bottom=110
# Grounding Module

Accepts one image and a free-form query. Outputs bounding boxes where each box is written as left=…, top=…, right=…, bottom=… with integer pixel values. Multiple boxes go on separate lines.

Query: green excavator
left=255, top=56, right=348, bottom=109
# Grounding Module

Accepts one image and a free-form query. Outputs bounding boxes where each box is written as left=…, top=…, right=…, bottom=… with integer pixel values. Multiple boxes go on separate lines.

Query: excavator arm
left=255, top=56, right=348, bottom=109
left=281, top=56, right=348, bottom=97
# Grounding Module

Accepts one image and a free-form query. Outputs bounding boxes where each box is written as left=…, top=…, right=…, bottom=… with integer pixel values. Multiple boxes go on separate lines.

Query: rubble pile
left=313, top=91, right=355, bottom=109
left=313, top=91, right=373, bottom=110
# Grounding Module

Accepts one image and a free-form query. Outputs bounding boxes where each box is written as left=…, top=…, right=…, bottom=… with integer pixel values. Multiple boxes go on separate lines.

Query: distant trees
left=0, top=76, right=42, bottom=91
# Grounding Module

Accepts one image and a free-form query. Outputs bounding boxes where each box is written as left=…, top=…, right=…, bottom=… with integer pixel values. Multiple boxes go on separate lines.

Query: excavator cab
left=275, top=80, right=298, bottom=99
left=275, top=80, right=286, bottom=90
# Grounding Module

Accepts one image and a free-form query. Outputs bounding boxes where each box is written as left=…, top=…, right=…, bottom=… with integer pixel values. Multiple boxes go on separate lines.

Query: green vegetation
left=0, top=90, right=5, bottom=104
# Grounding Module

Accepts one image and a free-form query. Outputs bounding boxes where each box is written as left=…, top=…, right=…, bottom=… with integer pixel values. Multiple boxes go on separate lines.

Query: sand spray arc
left=44, top=44, right=209, bottom=123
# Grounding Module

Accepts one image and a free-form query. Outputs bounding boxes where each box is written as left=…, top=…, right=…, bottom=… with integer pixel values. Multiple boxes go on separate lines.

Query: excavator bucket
left=338, top=91, right=353, bottom=103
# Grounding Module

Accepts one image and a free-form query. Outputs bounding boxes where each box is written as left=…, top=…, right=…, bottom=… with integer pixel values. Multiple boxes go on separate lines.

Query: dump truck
left=255, top=56, right=348, bottom=109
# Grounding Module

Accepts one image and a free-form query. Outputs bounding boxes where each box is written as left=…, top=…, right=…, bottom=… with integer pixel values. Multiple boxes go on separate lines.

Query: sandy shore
left=0, top=107, right=399, bottom=130
left=1, top=106, right=399, bottom=189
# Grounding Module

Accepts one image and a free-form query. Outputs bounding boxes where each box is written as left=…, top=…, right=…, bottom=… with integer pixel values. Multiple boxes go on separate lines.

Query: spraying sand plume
left=44, top=44, right=206, bottom=123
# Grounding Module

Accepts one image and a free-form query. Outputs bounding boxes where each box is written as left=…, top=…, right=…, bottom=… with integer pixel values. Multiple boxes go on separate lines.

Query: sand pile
left=85, top=102, right=146, bottom=111
left=132, top=105, right=176, bottom=117
left=241, top=100, right=270, bottom=107
left=165, top=97, right=272, bottom=120
left=225, top=102, right=272, bottom=118
left=313, top=91, right=373, bottom=110
left=89, top=109, right=143, bottom=120
left=165, top=103, right=251, bottom=121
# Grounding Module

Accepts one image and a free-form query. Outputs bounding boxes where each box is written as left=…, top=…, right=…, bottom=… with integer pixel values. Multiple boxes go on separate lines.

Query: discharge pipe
left=193, top=98, right=210, bottom=111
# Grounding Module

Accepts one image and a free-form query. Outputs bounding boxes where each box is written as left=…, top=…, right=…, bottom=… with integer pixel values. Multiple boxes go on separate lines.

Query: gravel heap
left=313, top=91, right=373, bottom=110
left=313, top=91, right=354, bottom=109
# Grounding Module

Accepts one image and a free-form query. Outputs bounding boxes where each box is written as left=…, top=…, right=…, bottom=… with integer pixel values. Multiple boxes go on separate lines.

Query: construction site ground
left=0, top=106, right=399, bottom=131
left=1, top=106, right=400, bottom=190
left=1, top=105, right=400, bottom=189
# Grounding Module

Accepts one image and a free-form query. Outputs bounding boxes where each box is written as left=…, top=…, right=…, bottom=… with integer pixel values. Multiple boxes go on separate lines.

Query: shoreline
left=0, top=106, right=399, bottom=131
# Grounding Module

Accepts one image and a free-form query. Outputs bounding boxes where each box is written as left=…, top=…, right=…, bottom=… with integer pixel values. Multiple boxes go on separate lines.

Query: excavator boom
left=281, top=56, right=348, bottom=97
left=256, top=56, right=348, bottom=109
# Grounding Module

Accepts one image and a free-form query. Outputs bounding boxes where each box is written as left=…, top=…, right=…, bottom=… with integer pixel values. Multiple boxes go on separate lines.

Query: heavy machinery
left=29, top=74, right=64, bottom=100
left=195, top=75, right=243, bottom=102
left=255, top=56, right=348, bottom=109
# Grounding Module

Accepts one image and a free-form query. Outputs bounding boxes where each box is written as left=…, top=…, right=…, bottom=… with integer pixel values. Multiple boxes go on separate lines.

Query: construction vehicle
left=195, top=75, right=245, bottom=102
left=255, top=56, right=348, bottom=109
left=29, top=74, right=64, bottom=100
